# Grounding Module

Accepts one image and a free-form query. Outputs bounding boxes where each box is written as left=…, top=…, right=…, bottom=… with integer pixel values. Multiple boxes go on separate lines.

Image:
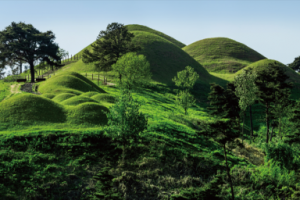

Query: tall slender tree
left=82, top=22, right=142, bottom=81
left=254, top=62, right=294, bottom=143
left=197, top=119, right=240, bottom=200
left=233, top=67, right=259, bottom=143
left=0, top=21, right=63, bottom=83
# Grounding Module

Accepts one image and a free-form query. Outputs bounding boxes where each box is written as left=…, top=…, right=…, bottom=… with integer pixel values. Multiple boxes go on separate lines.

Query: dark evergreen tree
left=82, top=22, right=142, bottom=83
left=283, top=101, right=300, bottom=145
left=254, top=62, right=294, bottom=143
left=287, top=55, right=300, bottom=72
left=222, top=82, right=242, bottom=139
left=206, top=83, right=227, bottom=120
left=0, top=21, right=63, bottom=82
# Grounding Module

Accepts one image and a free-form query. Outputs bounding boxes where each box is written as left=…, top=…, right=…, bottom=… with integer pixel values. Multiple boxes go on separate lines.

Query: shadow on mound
left=91, top=93, right=116, bottom=103
left=52, top=93, right=77, bottom=103
left=0, top=93, right=67, bottom=124
left=61, top=96, right=99, bottom=106
left=66, top=102, right=109, bottom=125
left=41, top=93, right=56, bottom=100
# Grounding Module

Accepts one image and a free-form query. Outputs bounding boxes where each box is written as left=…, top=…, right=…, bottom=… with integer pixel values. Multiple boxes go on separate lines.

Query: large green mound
left=91, top=93, right=116, bottom=103
left=61, top=96, right=100, bottom=106
left=52, top=93, right=77, bottom=103
left=65, top=102, right=109, bottom=125
left=125, top=24, right=186, bottom=49
left=127, top=31, right=211, bottom=86
left=38, top=71, right=107, bottom=95
left=236, top=59, right=300, bottom=88
left=0, top=93, right=66, bottom=123
left=183, top=37, right=266, bottom=74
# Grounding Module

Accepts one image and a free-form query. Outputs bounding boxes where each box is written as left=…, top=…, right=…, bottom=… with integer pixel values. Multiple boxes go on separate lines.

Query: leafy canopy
left=111, top=52, right=152, bottom=91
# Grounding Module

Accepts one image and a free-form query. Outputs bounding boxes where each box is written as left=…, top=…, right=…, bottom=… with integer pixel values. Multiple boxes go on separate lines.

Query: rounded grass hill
left=60, top=96, right=100, bottom=106
left=73, top=24, right=213, bottom=87
left=0, top=93, right=67, bottom=124
left=91, top=93, right=116, bottom=103
left=65, top=102, right=109, bottom=125
left=52, top=93, right=77, bottom=103
left=182, top=37, right=267, bottom=74
left=235, top=59, right=300, bottom=92
left=38, top=71, right=107, bottom=95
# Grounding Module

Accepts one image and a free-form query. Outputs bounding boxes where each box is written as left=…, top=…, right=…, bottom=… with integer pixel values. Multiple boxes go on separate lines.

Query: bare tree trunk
left=224, top=143, right=235, bottom=200
left=30, top=61, right=35, bottom=83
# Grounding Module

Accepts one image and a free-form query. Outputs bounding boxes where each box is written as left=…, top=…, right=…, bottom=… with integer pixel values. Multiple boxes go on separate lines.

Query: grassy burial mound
left=65, top=102, right=109, bottom=125
left=235, top=59, right=300, bottom=100
left=125, top=24, right=186, bottom=49
left=91, top=93, right=116, bottom=103
left=60, top=96, right=100, bottom=106
left=80, top=91, right=100, bottom=98
left=38, top=71, right=107, bottom=95
left=0, top=93, right=67, bottom=124
left=183, top=37, right=266, bottom=74
left=40, top=93, right=56, bottom=100
left=52, top=93, right=77, bottom=103
left=72, top=25, right=212, bottom=87
left=126, top=30, right=212, bottom=86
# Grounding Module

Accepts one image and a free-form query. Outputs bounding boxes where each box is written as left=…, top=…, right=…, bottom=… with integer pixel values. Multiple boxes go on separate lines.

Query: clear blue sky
left=0, top=0, right=299, bottom=77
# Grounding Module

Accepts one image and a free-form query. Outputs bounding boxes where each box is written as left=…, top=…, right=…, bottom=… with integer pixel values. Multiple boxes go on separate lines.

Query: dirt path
left=1, top=84, right=22, bottom=102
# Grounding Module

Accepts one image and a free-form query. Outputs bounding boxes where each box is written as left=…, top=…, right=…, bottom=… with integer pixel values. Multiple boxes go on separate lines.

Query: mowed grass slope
left=183, top=37, right=267, bottom=74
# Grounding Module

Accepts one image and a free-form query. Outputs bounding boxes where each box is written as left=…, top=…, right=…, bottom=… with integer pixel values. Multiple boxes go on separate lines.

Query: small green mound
left=0, top=93, right=66, bottom=123
left=38, top=71, right=106, bottom=95
left=91, top=93, right=116, bottom=103
left=52, top=93, right=77, bottom=102
left=51, top=88, right=83, bottom=96
left=54, top=71, right=107, bottom=93
left=61, top=96, right=100, bottom=106
left=80, top=91, right=100, bottom=98
left=41, top=93, right=56, bottom=99
left=66, top=102, right=109, bottom=125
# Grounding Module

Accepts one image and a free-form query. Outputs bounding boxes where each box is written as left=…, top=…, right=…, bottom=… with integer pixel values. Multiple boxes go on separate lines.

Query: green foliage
left=111, top=52, right=152, bottom=91
left=172, top=66, right=199, bottom=92
left=174, top=90, right=196, bottom=115
left=82, top=22, right=142, bottom=73
left=169, top=172, right=224, bottom=200
left=264, top=142, right=295, bottom=170
left=287, top=55, right=300, bottom=72
left=86, top=166, right=123, bottom=200
left=103, top=88, right=148, bottom=166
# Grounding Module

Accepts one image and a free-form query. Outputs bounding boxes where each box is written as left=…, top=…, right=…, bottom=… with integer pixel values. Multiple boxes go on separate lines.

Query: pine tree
left=206, top=83, right=227, bottom=120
